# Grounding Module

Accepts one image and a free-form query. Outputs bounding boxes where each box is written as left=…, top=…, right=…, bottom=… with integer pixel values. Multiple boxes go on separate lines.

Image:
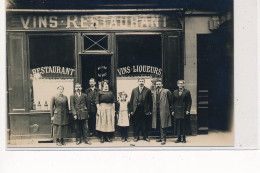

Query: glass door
left=81, top=55, right=111, bottom=92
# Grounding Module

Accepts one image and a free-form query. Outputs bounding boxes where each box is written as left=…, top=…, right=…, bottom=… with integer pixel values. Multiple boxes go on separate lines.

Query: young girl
left=116, top=91, right=130, bottom=142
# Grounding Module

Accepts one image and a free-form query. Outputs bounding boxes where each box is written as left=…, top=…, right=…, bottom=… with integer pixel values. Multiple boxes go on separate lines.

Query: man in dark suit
left=85, top=78, right=100, bottom=137
left=129, top=78, right=152, bottom=142
left=70, top=83, right=92, bottom=145
left=172, top=80, right=192, bottom=143
left=151, top=79, right=173, bottom=145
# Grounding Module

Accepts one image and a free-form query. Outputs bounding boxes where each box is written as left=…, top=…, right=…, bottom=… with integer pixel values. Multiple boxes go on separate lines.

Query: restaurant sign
left=31, top=66, right=75, bottom=76
left=7, top=14, right=182, bottom=31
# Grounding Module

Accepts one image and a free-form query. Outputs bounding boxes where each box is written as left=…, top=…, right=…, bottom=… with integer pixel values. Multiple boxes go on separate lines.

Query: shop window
left=116, top=35, right=162, bottom=101
left=83, top=34, right=108, bottom=52
left=29, top=35, right=76, bottom=111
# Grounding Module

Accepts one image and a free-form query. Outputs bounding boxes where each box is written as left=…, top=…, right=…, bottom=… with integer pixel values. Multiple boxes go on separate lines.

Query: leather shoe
left=144, top=138, right=150, bottom=142
left=84, top=139, right=92, bottom=145
left=134, top=138, right=139, bottom=142
left=57, top=142, right=62, bottom=146
left=156, top=139, right=162, bottom=142
left=161, top=140, right=166, bottom=145
left=55, top=138, right=60, bottom=145
left=174, top=139, right=181, bottom=143
left=76, top=140, right=81, bottom=145
left=60, top=138, right=65, bottom=145
left=107, top=137, right=112, bottom=142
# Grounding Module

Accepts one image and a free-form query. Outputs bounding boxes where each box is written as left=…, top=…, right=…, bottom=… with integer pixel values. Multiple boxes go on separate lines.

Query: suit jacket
left=172, top=89, right=192, bottom=119
left=129, top=86, right=152, bottom=115
left=85, top=87, right=100, bottom=113
left=152, top=88, right=172, bottom=129
left=50, top=94, right=70, bottom=125
left=70, top=93, right=89, bottom=120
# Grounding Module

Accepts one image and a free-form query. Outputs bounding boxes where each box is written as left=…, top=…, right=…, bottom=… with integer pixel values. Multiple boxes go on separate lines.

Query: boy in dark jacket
left=172, top=80, right=192, bottom=143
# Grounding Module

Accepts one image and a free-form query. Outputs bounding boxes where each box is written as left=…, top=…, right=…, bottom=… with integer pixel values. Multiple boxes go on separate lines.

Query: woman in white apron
left=95, top=80, right=116, bottom=143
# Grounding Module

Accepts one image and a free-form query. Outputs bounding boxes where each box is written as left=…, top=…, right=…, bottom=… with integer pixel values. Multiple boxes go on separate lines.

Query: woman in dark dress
left=96, top=80, right=116, bottom=143
left=50, top=86, right=70, bottom=146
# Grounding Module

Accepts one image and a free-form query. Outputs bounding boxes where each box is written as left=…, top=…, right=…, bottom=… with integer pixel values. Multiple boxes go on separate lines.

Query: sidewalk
left=7, top=131, right=233, bottom=148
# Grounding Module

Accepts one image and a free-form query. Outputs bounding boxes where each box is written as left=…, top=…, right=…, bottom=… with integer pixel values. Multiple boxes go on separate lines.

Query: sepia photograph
left=6, top=0, right=235, bottom=149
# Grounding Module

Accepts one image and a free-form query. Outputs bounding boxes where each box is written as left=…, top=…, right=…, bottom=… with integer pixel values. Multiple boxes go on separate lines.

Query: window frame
left=81, top=32, right=112, bottom=54
left=26, top=33, right=78, bottom=113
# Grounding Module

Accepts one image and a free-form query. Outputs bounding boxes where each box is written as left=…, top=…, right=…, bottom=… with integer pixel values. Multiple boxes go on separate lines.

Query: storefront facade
left=7, top=6, right=233, bottom=140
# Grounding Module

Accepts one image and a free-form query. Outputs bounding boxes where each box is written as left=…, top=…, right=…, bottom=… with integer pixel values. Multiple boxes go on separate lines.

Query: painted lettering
left=49, top=16, right=58, bottom=28
left=66, top=15, right=79, bottom=28
left=33, top=16, right=37, bottom=28
left=32, top=69, right=36, bottom=75
left=70, top=69, right=75, bottom=75
left=56, top=66, right=61, bottom=73
left=39, top=16, right=47, bottom=28
left=17, top=15, right=166, bottom=30
left=21, top=16, right=31, bottom=29
left=81, top=16, right=88, bottom=28
left=151, top=17, right=159, bottom=27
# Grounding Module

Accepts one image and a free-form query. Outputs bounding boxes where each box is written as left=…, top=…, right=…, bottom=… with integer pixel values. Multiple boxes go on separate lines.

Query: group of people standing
left=50, top=78, right=192, bottom=146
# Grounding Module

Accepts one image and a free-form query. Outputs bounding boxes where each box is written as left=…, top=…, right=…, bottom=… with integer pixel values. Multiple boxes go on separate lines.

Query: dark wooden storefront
left=7, top=11, right=185, bottom=139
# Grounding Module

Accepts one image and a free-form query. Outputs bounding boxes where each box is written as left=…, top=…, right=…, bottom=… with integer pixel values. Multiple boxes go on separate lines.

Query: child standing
left=116, top=92, right=130, bottom=142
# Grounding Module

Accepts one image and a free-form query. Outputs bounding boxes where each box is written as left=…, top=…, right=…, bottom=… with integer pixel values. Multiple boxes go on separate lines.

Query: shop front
left=7, top=11, right=184, bottom=139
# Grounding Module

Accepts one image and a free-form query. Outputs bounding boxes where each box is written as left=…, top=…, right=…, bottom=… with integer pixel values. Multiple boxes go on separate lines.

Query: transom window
left=83, top=34, right=108, bottom=52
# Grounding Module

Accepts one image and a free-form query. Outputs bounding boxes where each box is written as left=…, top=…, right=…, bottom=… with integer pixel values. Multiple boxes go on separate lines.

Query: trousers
left=175, top=118, right=186, bottom=136
left=88, top=112, right=97, bottom=134
left=133, top=106, right=149, bottom=139
left=75, top=119, right=89, bottom=139
left=156, top=112, right=167, bottom=141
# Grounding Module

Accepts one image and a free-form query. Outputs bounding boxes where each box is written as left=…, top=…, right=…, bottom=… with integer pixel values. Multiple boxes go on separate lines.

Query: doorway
left=197, top=33, right=233, bottom=132
left=81, top=55, right=112, bottom=92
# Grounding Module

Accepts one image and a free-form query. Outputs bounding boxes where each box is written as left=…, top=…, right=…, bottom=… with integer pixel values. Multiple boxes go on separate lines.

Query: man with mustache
left=70, top=83, right=91, bottom=145
left=129, top=78, right=152, bottom=142
left=151, top=79, right=173, bottom=145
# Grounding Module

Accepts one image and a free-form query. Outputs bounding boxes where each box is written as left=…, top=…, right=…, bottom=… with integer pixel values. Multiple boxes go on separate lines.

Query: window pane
left=29, top=35, right=76, bottom=111
left=116, top=35, right=162, bottom=101
left=83, top=34, right=108, bottom=51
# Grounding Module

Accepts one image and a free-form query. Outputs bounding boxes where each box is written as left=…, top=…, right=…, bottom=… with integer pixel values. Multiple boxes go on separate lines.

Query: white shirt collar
left=139, top=86, right=143, bottom=92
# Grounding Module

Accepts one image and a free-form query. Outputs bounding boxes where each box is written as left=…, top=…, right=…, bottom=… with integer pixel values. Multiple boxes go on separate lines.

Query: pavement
left=7, top=130, right=234, bottom=149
